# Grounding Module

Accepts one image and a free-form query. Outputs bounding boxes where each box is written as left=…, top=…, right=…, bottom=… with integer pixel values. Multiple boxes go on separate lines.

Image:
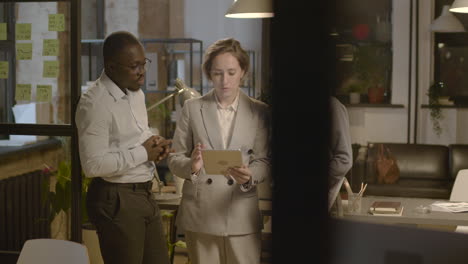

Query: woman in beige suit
left=167, top=38, right=271, bottom=264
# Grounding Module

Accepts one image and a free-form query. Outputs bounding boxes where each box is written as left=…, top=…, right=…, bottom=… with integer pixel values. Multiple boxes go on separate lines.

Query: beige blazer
left=167, top=90, right=271, bottom=236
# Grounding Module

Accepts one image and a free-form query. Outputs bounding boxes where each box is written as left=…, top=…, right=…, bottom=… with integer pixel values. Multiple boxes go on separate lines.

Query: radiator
left=0, top=170, right=50, bottom=251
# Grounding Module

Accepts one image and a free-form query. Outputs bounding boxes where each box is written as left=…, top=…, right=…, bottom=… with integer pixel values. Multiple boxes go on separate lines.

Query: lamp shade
left=431, top=5, right=465, bottom=32
left=450, top=0, right=468, bottom=13
left=225, top=0, right=274, bottom=18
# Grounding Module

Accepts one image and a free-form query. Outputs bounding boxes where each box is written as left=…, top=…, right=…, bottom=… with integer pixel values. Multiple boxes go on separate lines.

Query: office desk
left=342, top=196, right=468, bottom=226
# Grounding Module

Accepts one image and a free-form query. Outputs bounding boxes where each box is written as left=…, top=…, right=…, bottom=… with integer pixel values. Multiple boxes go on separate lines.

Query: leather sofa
left=348, top=143, right=468, bottom=199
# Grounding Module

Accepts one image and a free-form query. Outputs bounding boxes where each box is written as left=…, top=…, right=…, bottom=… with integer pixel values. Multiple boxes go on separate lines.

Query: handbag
left=375, top=143, right=400, bottom=184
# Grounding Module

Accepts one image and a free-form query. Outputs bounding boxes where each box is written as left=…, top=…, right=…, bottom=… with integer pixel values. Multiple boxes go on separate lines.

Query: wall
left=105, top=0, right=139, bottom=37
left=81, top=0, right=97, bottom=39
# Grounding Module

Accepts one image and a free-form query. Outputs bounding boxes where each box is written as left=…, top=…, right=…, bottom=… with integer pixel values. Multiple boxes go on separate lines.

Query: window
left=333, top=0, right=393, bottom=104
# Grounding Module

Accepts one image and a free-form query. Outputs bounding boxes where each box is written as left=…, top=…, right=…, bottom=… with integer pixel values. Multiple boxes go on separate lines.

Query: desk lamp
left=147, top=78, right=201, bottom=112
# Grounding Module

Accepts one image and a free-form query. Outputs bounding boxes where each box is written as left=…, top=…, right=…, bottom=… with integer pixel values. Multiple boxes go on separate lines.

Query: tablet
left=202, top=149, right=243, bottom=175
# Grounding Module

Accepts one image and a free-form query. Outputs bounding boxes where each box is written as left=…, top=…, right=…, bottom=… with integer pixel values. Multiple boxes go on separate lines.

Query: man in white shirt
left=75, top=31, right=171, bottom=264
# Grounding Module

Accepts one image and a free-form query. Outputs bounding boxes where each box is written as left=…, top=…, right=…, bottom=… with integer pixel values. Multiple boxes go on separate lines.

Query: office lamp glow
left=225, top=0, right=274, bottom=18
left=451, top=0, right=468, bottom=13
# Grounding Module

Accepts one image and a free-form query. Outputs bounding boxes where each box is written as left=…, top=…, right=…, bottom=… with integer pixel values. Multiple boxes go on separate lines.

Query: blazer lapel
left=228, top=92, right=254, bottom=150
left=201, top=91, right=224, bottom=150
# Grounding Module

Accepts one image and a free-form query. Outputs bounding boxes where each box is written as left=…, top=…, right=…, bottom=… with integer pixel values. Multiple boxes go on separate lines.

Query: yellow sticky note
left=0, top=61, right=8, bottom=79
left=48, top=14, right=65, bottom=32
left=43, top=60, right=59, bottom=78
left=16, top=23, right=31, bottom=40
left=43, top=39, right=59, bottom=56
left=36, top=85, right=52, bottom=102
left=15, top=84, right=32, bottom=101
left=0, top=23, right=7, bottom=40
left=17, top=43, right=33, bottom=60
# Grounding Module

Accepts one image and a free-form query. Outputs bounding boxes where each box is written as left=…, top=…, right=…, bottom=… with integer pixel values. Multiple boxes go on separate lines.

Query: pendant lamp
left=225, top=0, right=274, bottom=18
left=431, top=5, right=465, bottom=32
left=450, top=0, right=468, bottom=13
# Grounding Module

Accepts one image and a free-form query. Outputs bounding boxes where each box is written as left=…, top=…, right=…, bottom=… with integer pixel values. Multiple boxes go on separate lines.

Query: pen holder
left=347, top=193, right=362, bottom=213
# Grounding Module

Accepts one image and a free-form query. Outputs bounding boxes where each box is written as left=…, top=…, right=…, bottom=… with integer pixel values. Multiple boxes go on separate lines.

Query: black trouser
left=86, top=177, right=170, bottom=264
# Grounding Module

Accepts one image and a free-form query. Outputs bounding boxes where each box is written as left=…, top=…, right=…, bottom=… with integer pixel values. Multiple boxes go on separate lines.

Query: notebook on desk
left=369, top=206, right=404, bottom=216
left=370, top=201, right=402, bottom=212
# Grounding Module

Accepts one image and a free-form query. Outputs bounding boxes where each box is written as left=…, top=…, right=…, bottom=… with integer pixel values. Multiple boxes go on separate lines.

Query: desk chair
left=17, top=239, right=90, bottom=264
left=449, top=169, right=468, bottom=233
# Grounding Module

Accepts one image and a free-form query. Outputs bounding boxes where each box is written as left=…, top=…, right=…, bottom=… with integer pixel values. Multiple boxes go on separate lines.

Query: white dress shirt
left=215, top=92, right=251, bottom=191
left=215, top=93, right=239, bottom=149
left=76, top=71, right=155, bottom=183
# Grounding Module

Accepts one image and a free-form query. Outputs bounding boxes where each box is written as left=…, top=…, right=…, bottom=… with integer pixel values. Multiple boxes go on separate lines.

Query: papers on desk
left=0, top=103, right=38, bottom=146
left=431, top=201, right=468, bottom=213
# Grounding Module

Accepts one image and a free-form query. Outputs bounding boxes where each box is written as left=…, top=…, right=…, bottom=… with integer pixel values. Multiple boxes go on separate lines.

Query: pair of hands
left=143, top=135, right=174, bottom=163
left=191, top=143, right=252, bottom=184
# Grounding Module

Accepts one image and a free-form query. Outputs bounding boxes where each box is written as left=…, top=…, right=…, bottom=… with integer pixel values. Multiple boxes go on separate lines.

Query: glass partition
left=0, top=2, right=71, bottom=126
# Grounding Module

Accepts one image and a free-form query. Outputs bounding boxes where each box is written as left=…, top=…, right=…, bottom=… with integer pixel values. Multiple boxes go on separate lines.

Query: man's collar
left=100, top=70, right=127, bottom=101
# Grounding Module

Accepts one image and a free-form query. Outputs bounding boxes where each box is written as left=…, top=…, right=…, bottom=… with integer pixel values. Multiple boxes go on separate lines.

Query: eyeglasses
left=114, top=58, right=151, bottom=73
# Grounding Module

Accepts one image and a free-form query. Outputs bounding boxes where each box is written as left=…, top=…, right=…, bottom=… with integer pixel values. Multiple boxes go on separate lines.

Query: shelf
left=421, top=104, right=468, bottom=109
left=345, top=103, right=404, bottom=108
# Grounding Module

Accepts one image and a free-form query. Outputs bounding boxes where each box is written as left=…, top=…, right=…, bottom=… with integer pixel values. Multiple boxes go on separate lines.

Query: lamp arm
left=146, top=89, right=184, bottom=112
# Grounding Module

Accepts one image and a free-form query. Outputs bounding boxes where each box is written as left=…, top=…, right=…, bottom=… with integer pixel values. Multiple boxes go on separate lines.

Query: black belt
left=94, top=177, right=153, bottom=191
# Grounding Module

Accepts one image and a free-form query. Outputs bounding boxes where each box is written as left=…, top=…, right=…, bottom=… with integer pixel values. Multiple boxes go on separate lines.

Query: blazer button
left=228, top=179, right=234, bottom=185
left=248, top=149, right=253, bottom=154
left=207, top=178, right=213, bottom=184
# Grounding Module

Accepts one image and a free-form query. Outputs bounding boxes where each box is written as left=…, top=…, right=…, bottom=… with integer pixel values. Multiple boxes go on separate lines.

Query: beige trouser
left=185, top=231, right=261, bottom=264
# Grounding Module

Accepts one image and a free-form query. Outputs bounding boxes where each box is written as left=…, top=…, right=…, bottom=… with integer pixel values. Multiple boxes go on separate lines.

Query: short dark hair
left=202, top=38, right=249, bottom=81
left=103, top=31, right=141, bottom=63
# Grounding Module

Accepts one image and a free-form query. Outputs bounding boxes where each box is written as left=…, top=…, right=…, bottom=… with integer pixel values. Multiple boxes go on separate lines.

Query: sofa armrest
left=449, top=144, right=468, bottom=180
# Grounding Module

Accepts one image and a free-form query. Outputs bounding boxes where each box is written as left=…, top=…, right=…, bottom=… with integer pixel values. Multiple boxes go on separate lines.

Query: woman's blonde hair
left=202, top=38, right=249, bottom=81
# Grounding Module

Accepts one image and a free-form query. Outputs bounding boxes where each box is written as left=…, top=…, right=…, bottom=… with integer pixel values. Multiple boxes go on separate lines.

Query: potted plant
left=341, top=77, right=366, bottom=104
left=41, top=160, right=91, bottom=239
left=353, top=44, right=391, bottom=103
left=427, top=82, right=446, bottom=136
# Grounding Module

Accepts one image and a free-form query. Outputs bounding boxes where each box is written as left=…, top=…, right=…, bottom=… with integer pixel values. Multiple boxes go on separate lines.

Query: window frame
left=0, top=0, right=82, bottom=243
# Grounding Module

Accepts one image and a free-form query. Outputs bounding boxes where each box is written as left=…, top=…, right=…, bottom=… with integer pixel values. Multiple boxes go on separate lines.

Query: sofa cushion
left=366, top=143, right=449, bottom=182
left=449, top=144, right=468, bottom=180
